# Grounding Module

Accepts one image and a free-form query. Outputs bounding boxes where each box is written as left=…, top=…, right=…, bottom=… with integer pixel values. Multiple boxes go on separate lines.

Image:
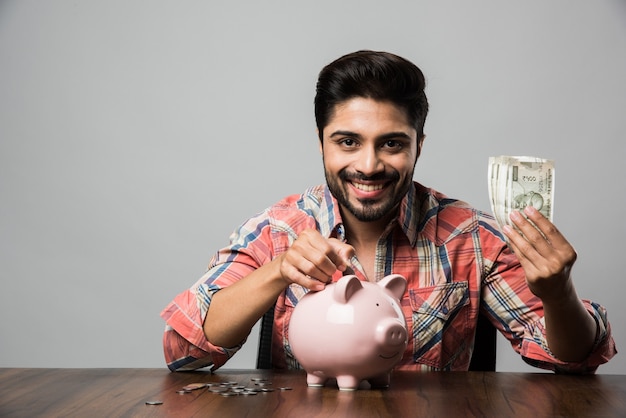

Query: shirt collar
left=317, top=185, right=345, bottom=240
left=398, top=182, right=421, bottom=247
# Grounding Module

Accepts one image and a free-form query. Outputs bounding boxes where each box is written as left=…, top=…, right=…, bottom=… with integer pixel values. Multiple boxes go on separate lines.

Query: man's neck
left=340, top=208, right=396, bottom=281
left=340, top=208, right=396, bottom=248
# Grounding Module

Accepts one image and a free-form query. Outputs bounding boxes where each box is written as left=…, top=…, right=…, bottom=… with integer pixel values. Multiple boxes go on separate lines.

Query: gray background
left=1, top=0, right=624, bottom=374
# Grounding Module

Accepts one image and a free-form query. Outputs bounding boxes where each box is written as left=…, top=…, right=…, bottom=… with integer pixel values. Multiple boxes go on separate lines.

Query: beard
left=325, top=167, right=413, bottom=222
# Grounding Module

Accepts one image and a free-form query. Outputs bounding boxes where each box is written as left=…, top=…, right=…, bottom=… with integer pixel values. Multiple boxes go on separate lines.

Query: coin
left=182, top=383, right=207, bottom=391
left=242, top=391, right=258, bottom=396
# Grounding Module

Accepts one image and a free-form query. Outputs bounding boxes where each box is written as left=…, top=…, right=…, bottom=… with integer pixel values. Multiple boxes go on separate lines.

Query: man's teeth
left=352, top=182, right=384, bottom=192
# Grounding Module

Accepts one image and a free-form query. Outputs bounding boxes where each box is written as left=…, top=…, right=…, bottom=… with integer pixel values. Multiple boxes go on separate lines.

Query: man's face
left=321, top=97, right=421, bottom=223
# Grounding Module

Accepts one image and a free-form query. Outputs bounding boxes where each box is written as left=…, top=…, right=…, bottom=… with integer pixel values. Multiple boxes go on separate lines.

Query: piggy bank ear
left=378, top=274, right=407, bottom=300
left=334, top=275, right=363, bottom=304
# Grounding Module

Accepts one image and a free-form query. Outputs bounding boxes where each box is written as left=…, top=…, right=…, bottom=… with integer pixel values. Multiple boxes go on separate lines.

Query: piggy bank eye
left=376, top=303, right=380, bottom=306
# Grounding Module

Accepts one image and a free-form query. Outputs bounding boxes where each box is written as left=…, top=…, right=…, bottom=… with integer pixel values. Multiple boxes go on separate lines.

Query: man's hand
left=503, top=206, right=577, bottom=302
left=277, top=229, right=355, bottom=291
left=205, top=229, right=354, bottom=347
left=502, top=206, right=598, bottom=362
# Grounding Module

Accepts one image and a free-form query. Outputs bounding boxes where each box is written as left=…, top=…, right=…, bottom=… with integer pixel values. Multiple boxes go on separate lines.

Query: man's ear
left=417, top=135, right=426, bottom=159
left=317, top=129, right=323, bottom=154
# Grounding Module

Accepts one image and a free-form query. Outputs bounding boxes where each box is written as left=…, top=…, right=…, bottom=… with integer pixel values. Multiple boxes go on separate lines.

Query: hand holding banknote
left=488, top=156, right=576, bottom=302
left=487, top=156, right=599, bottom=362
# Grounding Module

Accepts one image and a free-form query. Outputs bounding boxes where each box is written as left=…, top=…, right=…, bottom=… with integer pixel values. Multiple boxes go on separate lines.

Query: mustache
left=338, top=169, right=400, bottom=182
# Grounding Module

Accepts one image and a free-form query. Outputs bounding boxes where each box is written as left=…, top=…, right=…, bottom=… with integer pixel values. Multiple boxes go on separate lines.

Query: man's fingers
left=522, top=206, right=568, bottom=247
left=283, top=246, right=333, bottom=282
left=280, top=230, right=356, bottom=288
left=296, top=230, right=354, bottom=275
left=503, top=224, right=538, bottom=267
left=508, top=209, right=552, bottom=251
left=280, top=260, right=327, bottom=291
left=327, top=238, right=355, bottom=272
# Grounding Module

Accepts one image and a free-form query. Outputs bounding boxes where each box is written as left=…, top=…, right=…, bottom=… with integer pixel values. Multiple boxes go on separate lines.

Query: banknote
left=488, top=156, right=555, bottom=231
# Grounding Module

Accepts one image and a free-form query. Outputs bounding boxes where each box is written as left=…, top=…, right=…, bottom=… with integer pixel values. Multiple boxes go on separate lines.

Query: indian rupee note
left=488, top=156, right=555, bottom=231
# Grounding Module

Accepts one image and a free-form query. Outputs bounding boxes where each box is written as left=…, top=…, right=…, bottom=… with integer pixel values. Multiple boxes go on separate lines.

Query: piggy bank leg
left=306, top=372, right=327, bottom=387
left=336, top=375, right=360, bottom=391
left=368, top=372, right=391, bottom=389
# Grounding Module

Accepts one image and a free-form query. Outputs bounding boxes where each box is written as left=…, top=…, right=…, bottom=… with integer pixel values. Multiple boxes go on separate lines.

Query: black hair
left=314, top=50, right=429, bottom=141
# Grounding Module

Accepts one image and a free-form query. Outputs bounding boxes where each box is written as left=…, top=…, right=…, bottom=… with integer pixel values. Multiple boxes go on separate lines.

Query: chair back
left=468, top=313, right=497, bottom=371
left=256, top=305, right=275, bottom=369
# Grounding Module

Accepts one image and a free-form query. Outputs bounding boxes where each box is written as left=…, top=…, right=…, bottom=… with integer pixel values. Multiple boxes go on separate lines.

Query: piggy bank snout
left=375, top=319, right=408, bottom=346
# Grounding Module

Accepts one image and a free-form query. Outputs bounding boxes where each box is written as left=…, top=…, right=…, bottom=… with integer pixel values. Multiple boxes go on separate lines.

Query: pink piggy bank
left=289, top=274, right=408, bottom=391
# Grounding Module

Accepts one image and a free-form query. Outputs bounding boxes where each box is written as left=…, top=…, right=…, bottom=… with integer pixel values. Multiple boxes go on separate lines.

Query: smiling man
left=161, top=50, right=616, bottom=373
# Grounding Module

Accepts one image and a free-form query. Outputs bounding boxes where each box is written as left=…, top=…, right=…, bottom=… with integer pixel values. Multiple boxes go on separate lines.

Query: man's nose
left=355, top=146, right=384, bottom=176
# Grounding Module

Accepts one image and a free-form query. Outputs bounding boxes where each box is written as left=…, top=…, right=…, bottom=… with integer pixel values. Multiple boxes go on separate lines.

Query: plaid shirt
left=161, top=183, right=616, bottom=372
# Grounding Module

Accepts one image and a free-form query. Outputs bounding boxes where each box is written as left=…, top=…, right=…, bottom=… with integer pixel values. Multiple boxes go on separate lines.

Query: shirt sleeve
left=483, top=242, right=617, bottom=374
left=519, top=299, right=616, bottom=373
left=160, top=214, right=274, bottom=372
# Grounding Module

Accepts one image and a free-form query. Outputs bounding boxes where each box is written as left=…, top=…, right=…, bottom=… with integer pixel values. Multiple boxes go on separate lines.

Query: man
left=161, top=50, right=616, bottom=372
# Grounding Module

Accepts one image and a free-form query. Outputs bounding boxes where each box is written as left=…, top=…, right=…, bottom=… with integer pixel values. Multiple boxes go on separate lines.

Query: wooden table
left=1, top=368, right=625, bottom=417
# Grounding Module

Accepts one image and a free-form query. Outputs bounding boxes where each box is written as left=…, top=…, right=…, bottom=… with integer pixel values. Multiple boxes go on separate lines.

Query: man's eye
left=384, top=140, right=402, bottom=149
left=341, top=138, right=356, bottom=146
